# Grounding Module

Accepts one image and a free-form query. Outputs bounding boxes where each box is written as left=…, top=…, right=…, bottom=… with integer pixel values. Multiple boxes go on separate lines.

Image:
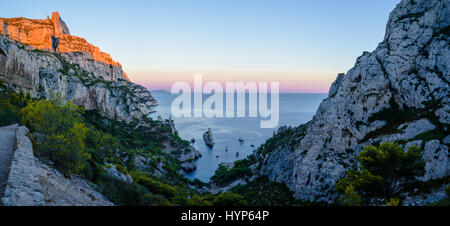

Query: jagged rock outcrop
left=167, top=141, right=202, bottom=172
left=257, top=0, right=449, bottom=203
left=103, top=164, right=133, bottom=183
left=203, top=128, right=215, bottom=147
left=155, top=118, right=202, bottom=171
left=133, top=155, right=167, bottom=177
left=0, top=13, right=157, bottom=123
left=179, top=148, right=202, bottom=171
left=0, top=12, right=126, bottom=73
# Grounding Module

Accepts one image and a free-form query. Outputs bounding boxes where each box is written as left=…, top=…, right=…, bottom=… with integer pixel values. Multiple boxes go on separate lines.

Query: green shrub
left=212, top=192, right=247, bottom=206
left=131, top=171, right=176, bottom=199
left=85, top=126, right=121, bottom=163
left=0, top=86, right=30, bottom=126
left=230, top=176, right=298, bottom=206
left=141, top=193, right=172, bottom=206
left=362, top=97, right=446, bottom=142
left=338, top=184, right=363, bottom=206
left=95, top=173, right=145, bottom=206
left=21, top=98, right=90, bottom=175
left=211, top=156, right=255, bottom=186
left=81, top=160, right=95, bottom=181
left=336, top=142, right=425, bottom=205
left=190, top=178, right=210, bottom=189
left=114, top=164, right=128, bottom=175
left=186, top=194, right=213, bottom=206
left=386, top=198, right=400, bottom=206
left=0, top=103, right=18, bottom=126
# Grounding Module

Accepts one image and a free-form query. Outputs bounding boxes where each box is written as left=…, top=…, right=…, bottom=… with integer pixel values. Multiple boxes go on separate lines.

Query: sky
left=1, top=0, right=399, bottom=93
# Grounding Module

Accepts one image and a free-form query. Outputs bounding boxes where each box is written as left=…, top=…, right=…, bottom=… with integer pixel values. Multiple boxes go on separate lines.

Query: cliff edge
left=256, top=0, right=449, bottom=203
left=0, top=12, right=157, bottom=123
left=0, top=12, right=125, bottom=74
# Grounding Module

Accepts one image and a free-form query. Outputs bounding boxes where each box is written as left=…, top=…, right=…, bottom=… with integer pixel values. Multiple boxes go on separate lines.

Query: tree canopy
left=336, top=142, right=425, bottom=205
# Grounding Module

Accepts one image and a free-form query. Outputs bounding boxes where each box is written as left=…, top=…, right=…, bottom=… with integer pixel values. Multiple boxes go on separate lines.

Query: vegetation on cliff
left=1, top=82, right=253, bottom=206
left=336, top=142, right=426, bottom=205
left=21, top=96, right=90, bottom=175
left=230, top=176, right=299, bottom=206
left=209, top=125, right=306, bottom=205
left=211, top=155, right=255, bottom=186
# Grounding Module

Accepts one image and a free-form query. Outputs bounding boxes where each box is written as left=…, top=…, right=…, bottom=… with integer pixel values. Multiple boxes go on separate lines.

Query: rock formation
left=36, top=158, right=114, bottom=206
left=203, top=128, right=215, bottom=147
left=0, top=12, right=203, bottom=183
left=255, top=0, right=449, bottom=203
left=178, top=145, right=202, bottom=171
left=103, top=164, right=133, bottom=183
left=0, top=12, right=127, bottom=76
left=0, top=13, right=157, bottom=123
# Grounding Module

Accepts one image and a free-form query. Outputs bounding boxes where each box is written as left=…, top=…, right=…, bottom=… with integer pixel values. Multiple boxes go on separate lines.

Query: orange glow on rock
left=0, top=12, right=130, bottom=81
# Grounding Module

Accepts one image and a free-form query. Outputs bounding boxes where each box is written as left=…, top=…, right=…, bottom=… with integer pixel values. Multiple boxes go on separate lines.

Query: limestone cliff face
left=0, top=12, right=205, bottom=172
left=257, top=0, right=449, bottom=203
left=0, top=13, right=157, bottom=123
left=0, top=12, right=127, bottom=80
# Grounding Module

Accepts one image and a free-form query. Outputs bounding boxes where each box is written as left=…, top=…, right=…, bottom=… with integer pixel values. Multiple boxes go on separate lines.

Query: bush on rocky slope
left=0, top=83, right=31, bottom=126
left=211, top=155, right=256, bottom=186
left=336, top=142, right=425, bottom=205
left=430, top=185, right=450, bottom=206
left=230, top=176, right=299, bottom=206
left=21, top=96, right=90, bottom=175
left=0, top=83, right=248, bottom=206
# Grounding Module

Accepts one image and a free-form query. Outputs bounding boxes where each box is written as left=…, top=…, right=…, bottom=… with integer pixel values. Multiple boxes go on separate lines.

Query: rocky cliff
left=256, top=0, right=449, bottom=203
left=0, top=12, right=127, bottom=76
left=0, top=12, right=205, bottom=173
left=0, top=13, right=157, bottom=123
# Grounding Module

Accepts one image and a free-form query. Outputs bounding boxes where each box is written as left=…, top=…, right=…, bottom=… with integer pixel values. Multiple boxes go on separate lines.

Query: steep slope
left=0, top=12, right=124, bottom=72
left=0, top=13, right=201, bottom=171
left=256, top=0, right=449, bottom=203
left=0, top=13, right=157, bottom=123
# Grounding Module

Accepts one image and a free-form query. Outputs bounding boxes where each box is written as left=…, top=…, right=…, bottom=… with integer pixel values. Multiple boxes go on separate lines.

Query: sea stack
left=203, top=128, right=214, bottom=147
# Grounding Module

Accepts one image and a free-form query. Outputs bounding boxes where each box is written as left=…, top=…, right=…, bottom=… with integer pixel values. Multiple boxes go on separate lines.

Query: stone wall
left=1, top=126, right=44, bottom=206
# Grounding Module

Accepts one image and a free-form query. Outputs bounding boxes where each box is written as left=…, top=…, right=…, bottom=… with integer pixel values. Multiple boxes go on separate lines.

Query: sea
left=149, top=91, right=327, bottom=182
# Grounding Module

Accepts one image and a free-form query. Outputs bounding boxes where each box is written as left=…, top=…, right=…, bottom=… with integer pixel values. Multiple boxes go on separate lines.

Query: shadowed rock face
left=257, top=0, right=449, bottom=203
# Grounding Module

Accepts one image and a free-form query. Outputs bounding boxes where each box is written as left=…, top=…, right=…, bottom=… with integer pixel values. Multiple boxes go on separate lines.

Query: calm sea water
left=149, top=91, right=327, bottom=182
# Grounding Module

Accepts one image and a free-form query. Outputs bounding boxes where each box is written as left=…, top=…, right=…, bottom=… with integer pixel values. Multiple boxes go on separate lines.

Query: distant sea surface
left=149, top=91, right=327, bottom=182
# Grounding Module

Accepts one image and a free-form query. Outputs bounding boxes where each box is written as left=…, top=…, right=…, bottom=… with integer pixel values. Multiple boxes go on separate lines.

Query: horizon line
left=148, top=89, right=329, bottom=95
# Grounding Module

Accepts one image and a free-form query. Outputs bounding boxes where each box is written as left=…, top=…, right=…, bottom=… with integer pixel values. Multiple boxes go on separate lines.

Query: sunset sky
left=1, top=0, right=399, bottom=93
